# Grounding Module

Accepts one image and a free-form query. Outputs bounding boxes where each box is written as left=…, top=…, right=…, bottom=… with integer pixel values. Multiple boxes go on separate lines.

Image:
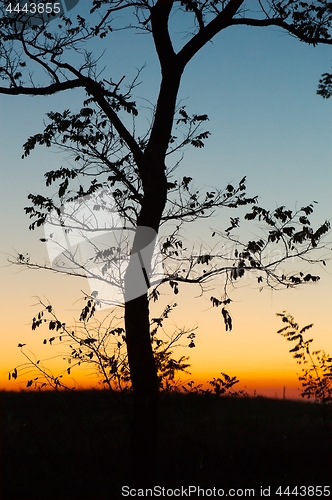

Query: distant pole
left=283, top=386, right=286, bottom=400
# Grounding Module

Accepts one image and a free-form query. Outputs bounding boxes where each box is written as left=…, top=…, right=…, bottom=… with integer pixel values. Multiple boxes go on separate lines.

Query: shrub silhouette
left=10, top=294, right=246, bottom=399
left=277, top=312, right=332, bottom=423
left=10, top=296, right=194, bottom=393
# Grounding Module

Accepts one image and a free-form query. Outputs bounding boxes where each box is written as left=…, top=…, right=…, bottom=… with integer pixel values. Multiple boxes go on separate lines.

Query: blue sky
left=0, top=3, right=331, bottom=394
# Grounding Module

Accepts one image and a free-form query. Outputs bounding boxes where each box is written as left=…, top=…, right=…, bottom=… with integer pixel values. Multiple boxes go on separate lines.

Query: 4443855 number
left=5, top=2, right=61, bottom=14
left=276, top=486, right=330, bottom=496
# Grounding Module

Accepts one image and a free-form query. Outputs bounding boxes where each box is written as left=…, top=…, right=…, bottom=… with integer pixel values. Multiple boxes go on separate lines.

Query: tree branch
left=0, top=79, right=84, bottom=95
left=46, top=58, right=145, bottom=170
left=177, top=0, right=244, bottom=68
left=150, top=0, right=176, bottom=73
left=85, top=79, right=145, bottom=170
left=231, top=17, right=332, bottom=46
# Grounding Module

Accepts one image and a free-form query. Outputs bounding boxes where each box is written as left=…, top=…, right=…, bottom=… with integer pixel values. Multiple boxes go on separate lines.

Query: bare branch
left=0, top=78, right=84, bottom=94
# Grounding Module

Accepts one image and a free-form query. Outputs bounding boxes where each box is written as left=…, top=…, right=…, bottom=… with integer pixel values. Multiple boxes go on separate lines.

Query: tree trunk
left=124, top=167, right=168, bottom=486
left=123, top=32, right=182, bottom=482
left=125, top=294, right=159, bottom=486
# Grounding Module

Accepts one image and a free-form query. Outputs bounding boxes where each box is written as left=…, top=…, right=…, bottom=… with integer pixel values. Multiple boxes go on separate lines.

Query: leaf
left=58, top=177, right=69, bottom=198
left=211, top=296, right=222, bottom=307
left=301, top=204, right=314, bottom=216
left=221, top=307, right=232, bottom=332
left=17, top=343, right=26, bottom=348
left=81, top=338, right=97, bottom=345
left=182, top=176, right=192, bottom=190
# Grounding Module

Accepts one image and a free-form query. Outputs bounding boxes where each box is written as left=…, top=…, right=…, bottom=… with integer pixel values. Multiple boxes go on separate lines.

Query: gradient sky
left=0, top=2, right=331, bottom=398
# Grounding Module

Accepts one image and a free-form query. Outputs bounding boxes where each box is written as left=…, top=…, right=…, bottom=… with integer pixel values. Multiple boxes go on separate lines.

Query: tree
left=1, top=0, right=332, bottom=486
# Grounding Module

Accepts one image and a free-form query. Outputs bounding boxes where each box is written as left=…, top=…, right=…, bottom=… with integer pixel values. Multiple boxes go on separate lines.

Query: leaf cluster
left=317, top=69, right=332, bottom=98
left=277, top=312, right=332, bottom=409
left=210, top=296, right=232, bottom=331
left=272, top=1, right=332, bottom=44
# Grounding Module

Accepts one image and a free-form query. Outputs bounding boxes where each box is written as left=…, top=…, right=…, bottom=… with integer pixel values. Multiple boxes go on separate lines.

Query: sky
left=0, top=1, right=331, bottom=399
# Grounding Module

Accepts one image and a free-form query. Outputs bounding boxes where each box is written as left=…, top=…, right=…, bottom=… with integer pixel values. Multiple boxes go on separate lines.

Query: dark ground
left=1, top=390, right=331, bottom=499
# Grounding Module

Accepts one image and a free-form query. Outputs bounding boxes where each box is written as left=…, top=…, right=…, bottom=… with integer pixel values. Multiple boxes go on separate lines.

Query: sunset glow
left=1, top=9, right=331, bottom=401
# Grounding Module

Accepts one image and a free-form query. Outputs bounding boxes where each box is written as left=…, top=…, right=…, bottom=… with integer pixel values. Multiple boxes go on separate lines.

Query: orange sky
left=2, top=257, right=331, bottom=400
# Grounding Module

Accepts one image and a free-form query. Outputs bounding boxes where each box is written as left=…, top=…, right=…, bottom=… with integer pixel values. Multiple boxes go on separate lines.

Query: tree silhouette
left=1, top=0, right=332, bottom=486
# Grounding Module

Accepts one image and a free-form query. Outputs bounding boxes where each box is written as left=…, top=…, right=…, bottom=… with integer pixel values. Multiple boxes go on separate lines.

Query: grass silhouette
left=1, top=390, right=331, bottom=499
